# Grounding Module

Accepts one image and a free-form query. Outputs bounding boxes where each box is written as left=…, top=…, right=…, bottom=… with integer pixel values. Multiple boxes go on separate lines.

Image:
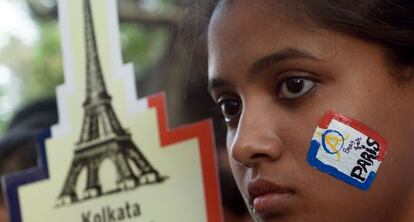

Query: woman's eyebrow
left=248, top=48, right=320, bottom=77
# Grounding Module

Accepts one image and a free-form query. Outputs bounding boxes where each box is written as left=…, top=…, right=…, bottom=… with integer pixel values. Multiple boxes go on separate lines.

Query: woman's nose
left=229, top=110, right=284, bottom=167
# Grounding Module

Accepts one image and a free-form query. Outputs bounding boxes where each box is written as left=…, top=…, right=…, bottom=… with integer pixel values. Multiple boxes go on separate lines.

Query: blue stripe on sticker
left=307, top=139, right=377, bottom=191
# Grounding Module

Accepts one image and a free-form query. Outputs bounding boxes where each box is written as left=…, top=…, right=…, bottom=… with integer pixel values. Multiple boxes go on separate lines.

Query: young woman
left=207, top=0, right=414, bottom=221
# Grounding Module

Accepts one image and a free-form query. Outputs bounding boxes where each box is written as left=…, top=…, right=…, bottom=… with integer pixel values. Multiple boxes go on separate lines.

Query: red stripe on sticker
left=321, top=111, right=388, bottom=161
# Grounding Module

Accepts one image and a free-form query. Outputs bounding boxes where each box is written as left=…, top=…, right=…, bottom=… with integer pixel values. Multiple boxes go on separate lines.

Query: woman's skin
left=0, top=201, right=8, bottom=222
left=208, top=1, right=414, bottom=221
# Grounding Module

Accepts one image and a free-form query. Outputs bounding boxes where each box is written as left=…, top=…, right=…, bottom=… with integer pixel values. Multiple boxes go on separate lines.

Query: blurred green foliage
left=0, top=122, right=6, bottom=133
left=0, top=20, right=62, bottom=104
left=0, top=1, right=171, bottom=135
left=0, top=86, right=6, bottom=133
left=25, top=20, right=63, bottom=102
left=120, top=23, right=169, bottom=78
left=13, top=22, right=170, bottom=103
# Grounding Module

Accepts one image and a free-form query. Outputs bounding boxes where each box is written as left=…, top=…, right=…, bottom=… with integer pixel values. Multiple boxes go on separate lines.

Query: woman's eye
left=279, top=77, right=315, bottom=100
left=218, top=99, right=242, bottom=123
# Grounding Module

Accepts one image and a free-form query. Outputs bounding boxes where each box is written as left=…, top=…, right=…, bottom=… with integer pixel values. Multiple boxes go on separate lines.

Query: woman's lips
left=248, top=179, right=294, bottom=217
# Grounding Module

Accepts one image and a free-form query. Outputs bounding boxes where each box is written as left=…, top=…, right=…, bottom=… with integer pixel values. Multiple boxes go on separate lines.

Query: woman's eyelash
left=274, top=71, right=320, bottom=97
left=275, top=71, right=316, bottom=87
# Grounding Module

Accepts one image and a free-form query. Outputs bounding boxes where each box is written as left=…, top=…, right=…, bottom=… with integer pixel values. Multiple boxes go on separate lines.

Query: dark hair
left=214, top=0, right=414, bottom=69
left=0, top=98, right=58, bottom=201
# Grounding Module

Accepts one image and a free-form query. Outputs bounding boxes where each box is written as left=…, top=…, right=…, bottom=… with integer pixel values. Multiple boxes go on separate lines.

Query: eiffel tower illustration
left=57, top=0, right=164, bottom=205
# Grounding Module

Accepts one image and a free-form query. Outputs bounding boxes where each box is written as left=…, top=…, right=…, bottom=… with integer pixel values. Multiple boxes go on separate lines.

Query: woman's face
left=208, top=1, right=414, bottom=222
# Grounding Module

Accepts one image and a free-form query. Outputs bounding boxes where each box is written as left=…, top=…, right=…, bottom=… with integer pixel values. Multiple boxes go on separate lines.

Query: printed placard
left=307, top=111, right=387, bottom=190
left=2, top=0, right=223, bottom=221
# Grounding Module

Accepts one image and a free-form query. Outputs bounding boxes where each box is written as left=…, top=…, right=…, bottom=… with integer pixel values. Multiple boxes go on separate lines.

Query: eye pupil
left=221, top=100, right=241, bottom=119
left=285, top=78, right=305, bottom=93
left=279, top=76, right=315, bottom=100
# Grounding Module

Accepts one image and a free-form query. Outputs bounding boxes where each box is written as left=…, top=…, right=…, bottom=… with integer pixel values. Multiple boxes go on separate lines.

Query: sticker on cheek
left=307, top=111, right=387, bottom=191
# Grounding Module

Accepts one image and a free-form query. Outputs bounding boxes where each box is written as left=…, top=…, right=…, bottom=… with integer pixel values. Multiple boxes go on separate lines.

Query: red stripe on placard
left=147, top=93, right=223, bottom=222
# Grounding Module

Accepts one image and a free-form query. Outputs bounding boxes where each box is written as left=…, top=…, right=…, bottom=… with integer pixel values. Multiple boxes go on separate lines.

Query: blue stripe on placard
left=2, top=128, right=51, bottom=222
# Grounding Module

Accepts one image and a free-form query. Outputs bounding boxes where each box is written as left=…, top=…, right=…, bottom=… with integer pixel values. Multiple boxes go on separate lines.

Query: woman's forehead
left=208, top=0, right=321, bottom=54
left=207, top=1, right=390, bottom=88
left=208, top=2, right=333, bottom=77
